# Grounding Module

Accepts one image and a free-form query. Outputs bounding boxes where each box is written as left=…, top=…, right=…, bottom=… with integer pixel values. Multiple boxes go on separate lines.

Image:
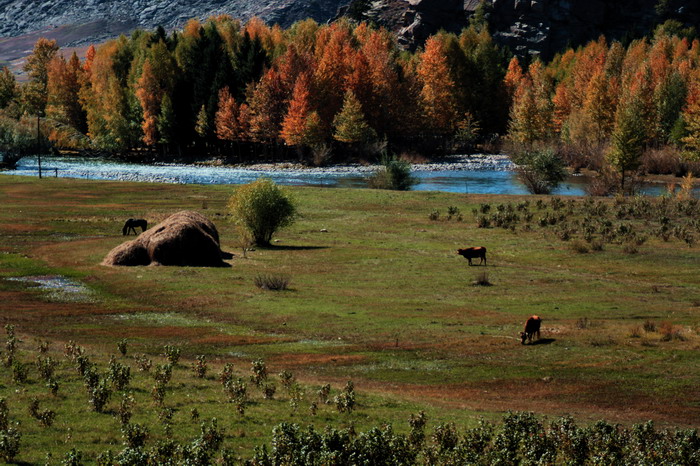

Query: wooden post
left=37, top=115, right=42, bottom=179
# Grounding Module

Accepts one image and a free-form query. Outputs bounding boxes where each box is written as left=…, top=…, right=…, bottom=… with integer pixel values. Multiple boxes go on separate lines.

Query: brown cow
left=457, top=247, right=487, bottom=266
left=520, top=315, right=542, bottom=344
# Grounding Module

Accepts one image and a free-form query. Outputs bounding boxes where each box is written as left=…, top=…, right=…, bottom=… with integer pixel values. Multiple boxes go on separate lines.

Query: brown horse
left=520, top=315, right=542, bottom=344
left=457, top=247, right=487, bottom=266
left=122, top=219, right=148, bottom=235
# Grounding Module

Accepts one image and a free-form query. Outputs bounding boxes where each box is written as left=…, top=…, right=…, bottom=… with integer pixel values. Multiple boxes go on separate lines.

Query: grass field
left=0, top=174, right=699, bottom=462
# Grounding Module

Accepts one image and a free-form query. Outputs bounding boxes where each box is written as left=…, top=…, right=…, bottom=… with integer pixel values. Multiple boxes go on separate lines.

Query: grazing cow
left=520, top=315, right=542, bottom=345
left=122, top=218, right=148, bottom=236
left=457, top=247, right=487, bottom=266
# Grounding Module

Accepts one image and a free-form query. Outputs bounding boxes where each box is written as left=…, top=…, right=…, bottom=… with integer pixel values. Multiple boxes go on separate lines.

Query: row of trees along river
left=1, top=16, right=700, bottom=194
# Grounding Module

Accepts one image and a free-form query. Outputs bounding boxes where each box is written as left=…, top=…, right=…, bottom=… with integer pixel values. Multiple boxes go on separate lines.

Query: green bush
left=513, top=149, right=568, bottom=194
left=228, top=178, right=297, bottom=246
left=367, top=157, right=417, bottom=191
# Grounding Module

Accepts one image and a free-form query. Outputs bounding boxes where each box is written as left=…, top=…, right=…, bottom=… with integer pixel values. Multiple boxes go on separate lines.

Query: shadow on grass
left=530, top=338, right=556, bottom=345
left=258, top=245, right=329, bottom=251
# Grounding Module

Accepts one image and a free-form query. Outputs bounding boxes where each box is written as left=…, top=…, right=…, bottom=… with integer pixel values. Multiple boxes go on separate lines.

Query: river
left=0, top=155, right=687, bottom=196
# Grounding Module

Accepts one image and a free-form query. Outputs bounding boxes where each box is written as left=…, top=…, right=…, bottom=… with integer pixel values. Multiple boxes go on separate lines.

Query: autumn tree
left=581, top=69, right=617, bottom=142
left=0, top=67, right=17, bottom=109
left=80, top=38, right=141, bottom=151
left=248, top=68, right=287, bottom=143
left=313, top=23, right=353, bottom=129
left=508, top=62, right=554, bottom=145
left=46, top=52, right=86, bottom=132
left=23, top=38, right=60, bottom=115
left=417, top=36, right=458, bottom=134
left=215, top=87, right=241, bottom=142
left=681, top=77, right=700, bottom=160
left=280, top=74, right=313, bottom=146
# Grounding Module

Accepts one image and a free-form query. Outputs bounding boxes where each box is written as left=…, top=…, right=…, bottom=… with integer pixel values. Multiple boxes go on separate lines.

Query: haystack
left=103, top=211, right=227, bottom=267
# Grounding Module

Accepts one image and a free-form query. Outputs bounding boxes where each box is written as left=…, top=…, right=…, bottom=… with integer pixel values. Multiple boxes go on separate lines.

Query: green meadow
left=0, top=175, right=699, bottom=462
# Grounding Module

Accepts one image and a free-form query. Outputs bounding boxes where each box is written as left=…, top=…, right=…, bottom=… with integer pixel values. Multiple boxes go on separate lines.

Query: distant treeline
left=1, top=16, right=700, bottom=171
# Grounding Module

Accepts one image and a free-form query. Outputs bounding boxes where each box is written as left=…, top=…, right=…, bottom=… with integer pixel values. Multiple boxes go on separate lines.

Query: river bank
left=206, top=153, right=515, bottom=174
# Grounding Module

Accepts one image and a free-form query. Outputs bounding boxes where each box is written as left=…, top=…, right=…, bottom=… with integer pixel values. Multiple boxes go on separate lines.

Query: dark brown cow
left=520, top=315, right=542, bottom=344
left=457, top=247, right=487, bottom=266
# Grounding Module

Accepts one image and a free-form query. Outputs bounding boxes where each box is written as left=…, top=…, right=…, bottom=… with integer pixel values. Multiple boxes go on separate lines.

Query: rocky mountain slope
left=0, top=0, right=348, bottom=40
left=1, top=0, right=700, bottom=68
left=358, top=0, right=700, bottom=59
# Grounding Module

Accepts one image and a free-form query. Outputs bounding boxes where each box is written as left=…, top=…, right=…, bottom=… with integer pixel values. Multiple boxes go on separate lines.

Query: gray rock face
left=361, top=0, right=700, bottom=58
left=0, top=0, right=349, bottom=43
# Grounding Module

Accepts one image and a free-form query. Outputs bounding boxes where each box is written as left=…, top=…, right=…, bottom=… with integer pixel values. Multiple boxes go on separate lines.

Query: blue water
left=0, top=156, right=686, bottom=196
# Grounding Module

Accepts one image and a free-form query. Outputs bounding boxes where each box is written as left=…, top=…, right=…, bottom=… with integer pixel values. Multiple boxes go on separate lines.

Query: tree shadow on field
left=530, top=338, right=556, bottom=345
left=259, top=245, right=329, bottom=251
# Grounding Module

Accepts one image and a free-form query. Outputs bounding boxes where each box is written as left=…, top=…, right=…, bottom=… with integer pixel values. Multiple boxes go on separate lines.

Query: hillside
left=2, top=0, right=700, bottom=70
left=0, top=0, right=348, bottom=39
left=0, top=0, right=348, bottom=70
left=355, top=0, right=700, bottom=59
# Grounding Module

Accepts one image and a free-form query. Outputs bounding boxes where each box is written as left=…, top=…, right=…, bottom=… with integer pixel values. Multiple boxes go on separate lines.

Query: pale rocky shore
left=220, top=153, right=514, bottom=174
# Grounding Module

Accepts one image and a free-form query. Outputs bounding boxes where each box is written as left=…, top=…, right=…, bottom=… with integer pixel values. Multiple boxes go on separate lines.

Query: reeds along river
left=0, top=155, right=693, bottom=197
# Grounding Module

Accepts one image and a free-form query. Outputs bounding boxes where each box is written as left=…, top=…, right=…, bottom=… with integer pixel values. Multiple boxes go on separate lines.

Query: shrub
left=254, top=273, right=290, bottom=291
left=89, top=380, right=112, bottom=413
left=218, top=363, right=235, bottom=385
left=121, top=423, right=149, bottom=449
left=513, top=149, right=568, bottom=194
left=61, top=448, right=83, bottom=466
left=278, top=370, right=295, bottom=392
left=590, top=240, right=604, bottom=251
left=117, top=339, right=128, bottom=356
left=473, top=271, right=492, bottom=286
left=228, top=178, right=297, bottom=246
left=11, top=361, right=27, bottom=384
left=334, top=381, right=356, bottom=413
left=108, top=357, right=131, bottom=391
left=36, top=356, right=58, bottom=382
left=262, top=383, right=276, bottom=400
left=117, top=393, right=135, bottom=426
left=136, top=354, right=152, bottom=372
left=428, top=210, right=440, bottom=221
left=250, top=359, right=268, bottom=387
left=0, top=425, right=17, bottom=461
left=28, top=398, right=55, bottom=427
left=223, top=378, right=247, bottom=414
left=154, top=363, right=173, bottom=385
left=660, top=322, right=686, bottom=342
left=476, top=216, right=491, bottom=228
left=641, top=147, right=683, bottom=175
left=318, top=384, right=331, bottom=404
left=446, top=206, right=461, bottom=220
left=288, top=384, right=304, bottom=412
left=576, top=317, right=591, bottom=329
left=193, top=355, right=207, bottom=378
left=622, top=242, right=639, bottom=254
left=367, top=157, right=417, bottom=191
left=570, top=240, right=589, bottom=253
left=643, top=320, right=657, bottom=332
left=163, top=345, right=180, bottom=365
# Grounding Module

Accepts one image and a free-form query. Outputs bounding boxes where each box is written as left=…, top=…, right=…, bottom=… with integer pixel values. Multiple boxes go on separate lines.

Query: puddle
left=6, top=275, right=96, bottom=303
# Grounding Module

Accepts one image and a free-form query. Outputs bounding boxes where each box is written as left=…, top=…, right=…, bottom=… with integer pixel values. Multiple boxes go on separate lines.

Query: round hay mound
left=103, top=211, right=226, bottom=267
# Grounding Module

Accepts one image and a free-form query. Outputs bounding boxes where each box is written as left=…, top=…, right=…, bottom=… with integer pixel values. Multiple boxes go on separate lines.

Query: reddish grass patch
left=193, top=335, right=287, bottom=346
left=272, top=353, right=368, bottom=368
left=0, top=223, right=49, bottom=232
left=84, top=325, right=208, bottom=340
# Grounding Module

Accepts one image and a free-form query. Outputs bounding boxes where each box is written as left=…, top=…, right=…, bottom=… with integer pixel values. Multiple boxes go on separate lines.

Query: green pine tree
left=333, top=90, right=376, bottom=144
left=608, top=96, right=646, bottom=193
